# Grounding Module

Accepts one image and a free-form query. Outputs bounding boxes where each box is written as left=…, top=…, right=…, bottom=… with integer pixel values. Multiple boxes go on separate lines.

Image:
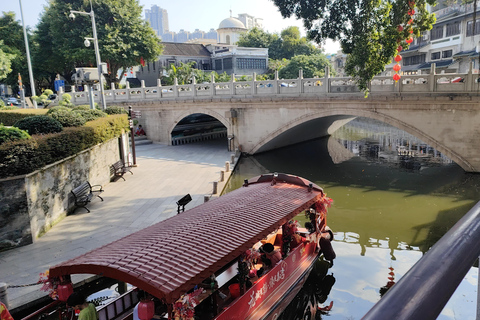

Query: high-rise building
left=145, top=5, right=169, bottom=36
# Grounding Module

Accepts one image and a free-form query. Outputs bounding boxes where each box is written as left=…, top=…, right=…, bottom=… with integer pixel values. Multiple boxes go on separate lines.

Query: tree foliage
left=0, top=12, right=29, bottom=93
left=272, top=0, right=436, bottom=92
left=237, top=26, right=322, bottom=60
left=34, top=0, right=163, bottom=87
left=279, top=54, right=333, bottom=79
left=0, top=41, right=15, bottom=80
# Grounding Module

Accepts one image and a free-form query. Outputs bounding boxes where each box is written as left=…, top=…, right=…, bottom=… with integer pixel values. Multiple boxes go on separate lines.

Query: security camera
left=69, top=12, right=75, bottom=20
left=84, top=39, right=91, bottom=47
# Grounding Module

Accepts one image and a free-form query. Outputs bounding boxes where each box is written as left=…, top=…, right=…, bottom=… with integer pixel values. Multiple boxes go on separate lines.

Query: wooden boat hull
left=215, top=240, right=319, bottom=320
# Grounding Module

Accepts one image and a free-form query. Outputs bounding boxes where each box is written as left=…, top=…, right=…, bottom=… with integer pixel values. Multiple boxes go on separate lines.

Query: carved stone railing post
left=274, top=70, right=279, bottom=94
left=231, top=73, right=235, bottom=95
left=126, top=81, right=131, bottom=100
left=174, top=77, right=179, bottom=97
left=429, top=63, right=436, bottom=92
left=211, top=73, right=215, bottom=97
left=111, top=82, right=116, bottom=101
left=252, top=72, right=256, bottom=95
left=299, top=68, right=304, bottom=93
left=141, top=80, right=146, bottom=99
left=157, top=79, right=162, bottom=98
left=324, top=66, right=330, bottom=93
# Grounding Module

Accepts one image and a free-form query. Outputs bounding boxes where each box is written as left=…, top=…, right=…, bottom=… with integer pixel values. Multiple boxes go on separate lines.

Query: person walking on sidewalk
left=67, top=293, right=98, bottom=320
left=1, top=301, right=13, bottom=320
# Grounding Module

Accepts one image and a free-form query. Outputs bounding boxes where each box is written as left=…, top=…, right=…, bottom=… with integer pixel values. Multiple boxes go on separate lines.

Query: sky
left=2, top=0, right=341, bottom=54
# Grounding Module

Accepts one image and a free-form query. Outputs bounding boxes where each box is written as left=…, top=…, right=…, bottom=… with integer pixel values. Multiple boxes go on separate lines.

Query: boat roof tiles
left=161, top=42, right=211, bottom=57
left=49, top=173, right=323, bottom=304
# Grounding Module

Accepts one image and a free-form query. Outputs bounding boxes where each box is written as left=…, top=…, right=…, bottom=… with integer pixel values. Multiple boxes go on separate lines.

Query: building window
left=431, top=52, right=440, bottom=60
left=236, top=58, right=267, bottom=69
left=226, top=35, right=231, bottom=45
left=442, top=50, right=452, bottom=58
left=214, top=60, right=222, bottom=71
left=337, top=60, right=344, bottom=68
left=446, top=21, right=460, bottom=36
left=223, top=58, right=233, bottom=69
left=466, top=19, right=480, bottom=36
left=403, top=54, right=426, bottom=66
left=430, top=26, right=444, bottom=40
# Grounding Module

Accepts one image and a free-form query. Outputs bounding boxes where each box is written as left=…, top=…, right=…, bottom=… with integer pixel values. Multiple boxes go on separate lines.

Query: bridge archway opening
left=170, top=113, right=228, bottom=147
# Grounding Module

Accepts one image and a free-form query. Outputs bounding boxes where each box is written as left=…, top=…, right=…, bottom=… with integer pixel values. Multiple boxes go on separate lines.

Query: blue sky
left=2, top=0, right=340, bottom=53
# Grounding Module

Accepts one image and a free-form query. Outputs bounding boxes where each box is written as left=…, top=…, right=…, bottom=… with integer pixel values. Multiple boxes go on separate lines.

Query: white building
left=217, top=17, right=248, bottom=45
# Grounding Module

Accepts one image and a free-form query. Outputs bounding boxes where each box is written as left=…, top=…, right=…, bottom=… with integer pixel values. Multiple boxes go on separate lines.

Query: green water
left=224, top=124, right=480, bottom=319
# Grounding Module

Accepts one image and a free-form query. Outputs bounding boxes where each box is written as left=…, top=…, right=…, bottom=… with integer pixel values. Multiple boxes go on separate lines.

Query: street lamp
left=69, top=0, right=106, bottom=110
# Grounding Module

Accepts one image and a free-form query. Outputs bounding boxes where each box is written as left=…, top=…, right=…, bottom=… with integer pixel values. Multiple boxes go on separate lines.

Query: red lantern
left=393, top=64, right=401, bottom=72
left=57, top=283, right=74, bottom=302
left=393, top=73, right=401, bottom=82
left=394, top=55, right=402, bottom=62
left=408, top=18, right=414, bottom=25
left=408, top=1, right=415, bottom=7
left=138, top=300, right=155, bottom=320
left=406, top=37, right=413, bottom=44
left=397, top=45, right=403, bottom=52
left=408, top=9, right=415, bottom=15
left=397, top=25, right=404, bottom=32
left=409, top=28, right=414, bottom=34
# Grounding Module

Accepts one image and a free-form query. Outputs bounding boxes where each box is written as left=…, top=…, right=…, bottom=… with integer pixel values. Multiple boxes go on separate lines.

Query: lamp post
left=19, top=0, right=37, bottom=108
left=69, top=0, right=106, bottom=110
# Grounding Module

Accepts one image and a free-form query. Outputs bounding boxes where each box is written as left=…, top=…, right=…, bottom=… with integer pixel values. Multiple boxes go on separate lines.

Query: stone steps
left=134, top=135, right=152, bottom=146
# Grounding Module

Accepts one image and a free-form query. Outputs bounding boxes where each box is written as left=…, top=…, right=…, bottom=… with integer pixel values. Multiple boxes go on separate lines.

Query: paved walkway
left=0, top=139, right=232, bottom=311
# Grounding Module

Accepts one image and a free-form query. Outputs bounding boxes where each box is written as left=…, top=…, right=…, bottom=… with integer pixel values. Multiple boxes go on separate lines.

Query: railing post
left=429, top=63, right=436, bottom=92
left=192, top=75, right=197, bottom=97
left=174, top=77, right=179, bottom=97
left=157, top=78, right=162, bottom=98
left=324, top=66, right=330, bottom=93
left=274, top=70, right=279, bottom=94
left=126, top=81, right=131, bottom=100
left=141, top=80, right=146, bottom=99
left=299, top=68, right=304, bottom=93
left=252, top=72, right=256, bottom=95
left=231, top=73, right=235, bottom=95
left=211, top=73, right=215, bottom=97
left=111, top=82, right=116, bottom=102
left=0, top=282, right=9, bottom=309
left=466, top=61, right=474, bottom=92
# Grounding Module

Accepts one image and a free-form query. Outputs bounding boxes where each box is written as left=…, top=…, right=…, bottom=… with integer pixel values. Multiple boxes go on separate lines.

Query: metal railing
left=362, top=200, right=480, bottom=319
left=69, top=64, right=480, bottom=105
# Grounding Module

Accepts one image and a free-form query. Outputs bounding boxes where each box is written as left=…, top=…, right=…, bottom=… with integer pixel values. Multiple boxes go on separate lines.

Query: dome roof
left=218, top=17, right=246, bottom=29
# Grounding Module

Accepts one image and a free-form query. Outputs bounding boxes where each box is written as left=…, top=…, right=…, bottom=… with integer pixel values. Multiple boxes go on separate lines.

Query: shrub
left=0, top=114, right=128, bottom=177
left=58, top=93, right=74, bottom=107
left=0, top=109, right=48, bottom=126
left=49, top=109, right=86, bottom=127
left=0, top=125, right=31, bottom=144
left=105, top=106, right=128, bottom=114
left=46, top=106, right=71, bottom=114
left=70, top=105, right=90, bottom=111
left=14, top=115, right=63, bottom=135
left=0, top=105, right=19, bottom=110
left=73, top=109, right=107, bottom=122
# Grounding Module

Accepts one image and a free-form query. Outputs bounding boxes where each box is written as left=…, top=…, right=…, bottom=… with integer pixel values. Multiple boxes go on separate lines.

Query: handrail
left=362, top=200, right=480, bottom=320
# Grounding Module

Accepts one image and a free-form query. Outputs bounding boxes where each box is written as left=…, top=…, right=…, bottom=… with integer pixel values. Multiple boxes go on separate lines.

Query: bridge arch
left=251, top=108, right=474, bottom=172
left=167, top=109, right=232, bottom=144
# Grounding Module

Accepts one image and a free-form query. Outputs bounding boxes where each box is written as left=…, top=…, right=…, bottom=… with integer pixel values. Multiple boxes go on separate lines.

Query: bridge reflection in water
left=224, top=117, right=480, bottom=319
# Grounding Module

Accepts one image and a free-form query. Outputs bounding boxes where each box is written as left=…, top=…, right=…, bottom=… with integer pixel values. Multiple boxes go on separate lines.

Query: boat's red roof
left=49, top=173, right=323, bottom=304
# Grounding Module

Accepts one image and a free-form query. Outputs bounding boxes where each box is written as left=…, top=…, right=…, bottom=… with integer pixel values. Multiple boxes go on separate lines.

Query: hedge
left=0, top=114, right=128, bottom=178
left=0, top=109, right=48, bottom=126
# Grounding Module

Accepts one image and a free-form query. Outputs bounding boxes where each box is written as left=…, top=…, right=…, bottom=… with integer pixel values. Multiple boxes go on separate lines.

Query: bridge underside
left=254, top=116, right=356, bottom=154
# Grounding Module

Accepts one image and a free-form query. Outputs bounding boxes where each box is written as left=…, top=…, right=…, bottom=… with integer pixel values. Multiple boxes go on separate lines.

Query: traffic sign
left=131, top=111, right=142, bottom=119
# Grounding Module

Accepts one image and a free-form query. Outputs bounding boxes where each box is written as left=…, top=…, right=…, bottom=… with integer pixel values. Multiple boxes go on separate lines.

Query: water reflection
left=224, top=117, right=480, bottom=319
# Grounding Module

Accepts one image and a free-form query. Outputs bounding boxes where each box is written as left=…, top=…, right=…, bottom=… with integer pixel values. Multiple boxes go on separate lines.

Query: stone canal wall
left=0, top=138, right=121, bottom=251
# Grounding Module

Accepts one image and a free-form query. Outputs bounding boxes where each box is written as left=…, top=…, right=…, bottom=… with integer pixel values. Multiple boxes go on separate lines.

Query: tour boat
left=48, top=173, right=335, bottom=320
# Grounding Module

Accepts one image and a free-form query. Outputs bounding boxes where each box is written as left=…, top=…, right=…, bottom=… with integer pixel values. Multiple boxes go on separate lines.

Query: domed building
left=217, top=16, right=247, bottom=45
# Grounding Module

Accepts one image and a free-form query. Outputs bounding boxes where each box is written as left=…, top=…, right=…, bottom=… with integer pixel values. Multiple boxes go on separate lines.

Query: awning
left=453, top=50, right=478, bottom=58
left=49, top=173, right=324, bottom=304
left=418, top=59, right=454, bottom=70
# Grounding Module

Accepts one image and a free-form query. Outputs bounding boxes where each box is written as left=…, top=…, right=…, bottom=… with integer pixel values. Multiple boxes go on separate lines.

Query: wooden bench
left=71, top=181, right=104, bottom=213
left=111, top=160, right=133, bottom=181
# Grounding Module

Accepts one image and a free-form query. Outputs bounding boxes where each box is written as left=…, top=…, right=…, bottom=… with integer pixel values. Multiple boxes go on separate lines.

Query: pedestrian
left=67, top=292, right=98, bottom=320
left=135, top=125, right=145, bottom=136
left=0, top=301, right=13, bottom=320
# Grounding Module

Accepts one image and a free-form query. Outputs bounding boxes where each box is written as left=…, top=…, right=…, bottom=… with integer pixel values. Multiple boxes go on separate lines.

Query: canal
left=224, top=117, right=480, bottom=319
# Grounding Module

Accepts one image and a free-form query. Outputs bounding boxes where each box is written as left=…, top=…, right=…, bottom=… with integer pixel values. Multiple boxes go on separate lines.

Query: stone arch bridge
left=71, top=70, right=480, bottom=172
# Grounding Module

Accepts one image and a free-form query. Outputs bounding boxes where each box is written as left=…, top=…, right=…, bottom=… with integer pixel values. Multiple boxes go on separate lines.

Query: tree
left=278, top=54, right=334, bottom=79
left=34, top=0, right=163, bottom=87
left=0, top=42, right=15, bottom=80
left=0, top=12, right=30, bottom=93
left=272, top=0, right=436, bottom=93
left=237, top=26, right=321, bottom=60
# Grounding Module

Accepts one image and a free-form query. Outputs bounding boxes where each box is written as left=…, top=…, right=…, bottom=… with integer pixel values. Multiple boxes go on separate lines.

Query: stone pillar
left=213, top=181, right=218, bottom=194
left=204, top=195, right=210, bottom=202
left=192, top=75, right=197, bottom=96
left=429, top=63, right=436, bottom=92
left=211, top=73, right=216, bottom=97
left=141, top=80, right=146, bottom=99
left=274, top=70, right=279, bottom=94
left=126, top=81, right=131, bottom=100
left=220, top=170, right=225, bottom=182
left=157, top=79, right=162, bottom=98
left=467, top=61, right=474, bottom=92
left=225, top=161, right=230, bottom=172
left=111, top=82, right=116, bottom=101
left=230, top=154, right=235, bottom=165
left=231, top=73, right=235, bottom=95
left=174, top=77, right=179, bottom=97
left=299, top=68, right=304, bottom=93
left=252, top=72, right=256, bottom=95
left=324, top=66, right=330, bottom=94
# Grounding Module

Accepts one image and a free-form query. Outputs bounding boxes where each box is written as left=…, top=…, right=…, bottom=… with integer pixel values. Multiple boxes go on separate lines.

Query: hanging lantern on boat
left=57, top=282, right=73, bottom=302
left=138, top=300, right=155, bottom=320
